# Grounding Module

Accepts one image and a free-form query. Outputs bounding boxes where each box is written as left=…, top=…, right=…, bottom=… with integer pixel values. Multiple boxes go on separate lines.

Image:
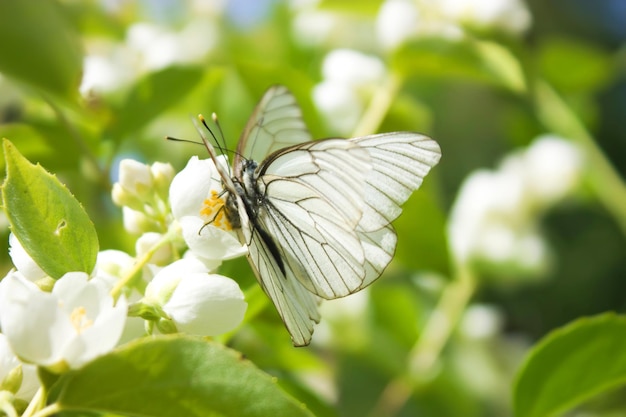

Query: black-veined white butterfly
left=197, top=85, right=440, bottom=346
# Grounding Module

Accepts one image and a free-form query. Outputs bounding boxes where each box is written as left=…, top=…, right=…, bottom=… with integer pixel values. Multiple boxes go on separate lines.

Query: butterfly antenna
left=198, top=114, right=228, bottom=156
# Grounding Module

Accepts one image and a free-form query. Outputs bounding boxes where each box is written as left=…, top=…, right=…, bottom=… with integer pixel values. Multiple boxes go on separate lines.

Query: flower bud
left=151, top=162, right=175, bottom=201
left=118, top=159, right=153, bottom=200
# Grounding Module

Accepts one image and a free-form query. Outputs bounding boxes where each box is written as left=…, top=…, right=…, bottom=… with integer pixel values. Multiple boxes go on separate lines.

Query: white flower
left=439, top=0, right=532, bottom=35
left=151, top=161, right=176, bottom=200
left=118, top=159, right=153, bottom=199
left=520, top=135, right=583, bottom=206
left=0, top=334, right=39, bottom=401
left=321, top=49, right=386, bottom=87
left=144, top=258, right=247, bottom=336
left=169, top=156, right=247, bottom=265
left=376, top=0, right=421, bottom=50
left=136, top=232, right=171, bottom=266
left=8, top=233, right=47, bottom=282
left=313, top=49, right=387, bottom=135
left=313, top=81, right=363, bottom=136
left=447, top=135, right=581, bottom=275
left=460, top=304, right=503, bottom=339
left=0, top=272, right=127, bottom=371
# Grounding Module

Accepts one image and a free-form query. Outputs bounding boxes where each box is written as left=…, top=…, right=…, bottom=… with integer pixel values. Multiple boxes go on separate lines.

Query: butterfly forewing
left=234, top=85, right=312, bottom=177
left=350, top=133, right=442, bottom=232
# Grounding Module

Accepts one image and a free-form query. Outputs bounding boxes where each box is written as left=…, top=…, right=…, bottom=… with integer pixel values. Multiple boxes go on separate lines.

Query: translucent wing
left=236, top=191, right=321, bottom=347
left=233, top=85, right=311, bottom=177
left=255, top=132, right=441, bottom=300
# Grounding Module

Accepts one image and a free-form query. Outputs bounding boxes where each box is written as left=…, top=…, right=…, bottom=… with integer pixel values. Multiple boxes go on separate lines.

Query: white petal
left=118, top=159, right=153, bottom=193
left=169, top=156, right=221, bottom=220
left=179, top=216, right=246, bottom=261
left=164, top=273, right=246, bottom=336
left=0, top=274, right=73, bottom=366
left=8, top=233, right=47, bottom=281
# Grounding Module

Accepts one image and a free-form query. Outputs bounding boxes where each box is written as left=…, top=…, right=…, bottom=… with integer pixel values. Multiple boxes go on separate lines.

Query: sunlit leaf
left=1, top=140, right=98, bottom=278
left=0, top=0, right=82, bottom=102
left=514, top=313, right=626, bottom=417
left=106, top=66, right=204, bottom=142
left=538, top=38, right=613, bottom=94
left=50, top=337, right=316, bottom=417
left=393, top=38, right=525, bottom=92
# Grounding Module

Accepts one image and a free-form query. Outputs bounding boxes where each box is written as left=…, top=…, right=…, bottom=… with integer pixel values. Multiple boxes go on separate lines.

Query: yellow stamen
left=70, top=306, right=93, bottom=333
left=200, top=190, right=232, bottom=231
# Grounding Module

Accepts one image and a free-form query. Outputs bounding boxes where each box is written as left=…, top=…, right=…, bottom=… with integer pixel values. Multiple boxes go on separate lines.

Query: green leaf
left=538, top=38, right=612, bottom=94
left=393, top=38, right=525, bottom=92
left=318, top=0, right=382, bottom=15
left=50, top=337, right=316, bottom=417
left=0, top=0, right=82, bottom=102
left=394, top=182, right=449, bottom=274
left=1, top=140, right=98, bottom=278
left=106, top=66, right=205, bottom=141
left=514, top=313, right=626, bottom=417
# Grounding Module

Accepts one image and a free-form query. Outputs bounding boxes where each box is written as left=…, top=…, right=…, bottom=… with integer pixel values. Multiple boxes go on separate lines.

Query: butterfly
left=200, top=85, right=441, bottom=346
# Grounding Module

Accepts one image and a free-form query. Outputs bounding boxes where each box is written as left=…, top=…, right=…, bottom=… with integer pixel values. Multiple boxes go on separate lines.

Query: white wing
left=350, top=133, right=442, bottom=232
left=255, top=132, right=441, bottom=300
left=234, top=85, right=311, bottom=176
left=235, top=191, right=321, bottom=347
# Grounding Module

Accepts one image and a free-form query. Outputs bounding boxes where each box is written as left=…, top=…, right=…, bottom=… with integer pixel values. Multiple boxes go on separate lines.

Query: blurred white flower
left=122, top=207, right=154, bottom=235
left=322, top=49, right=386, bottom=87
left=144, top=258, right=247, bottom=336
left=0, top=334, right=39, bottom=402
left=80, top=18, right=217, bottom=97
left=8, top=233, right=46, bottom=282
left=448, top=135, right=582, bottom=276
left=0, top=272, right=127, bottom=371
left=520, top=135, right=584, bottom=206
left=169, top=156, right=247, bottom=266
left=313, top=49, right=387, bottom=135
left=376, top=0, right=530, bottom=50
left=118, top=159, right=153, bottom=200
left=460, top=304, right=503, bottom=339
left=151, top=161, right=176, bottom=201
left=376, top=0, right=422, bottom=50
left=440, top=0, right=531, bottom=35
left=313, top=81, right=363, bottom=135
left=292, top=10, right=341, bottom=47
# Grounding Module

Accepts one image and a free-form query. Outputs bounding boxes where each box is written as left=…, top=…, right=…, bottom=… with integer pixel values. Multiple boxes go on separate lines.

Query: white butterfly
left=201, top=85, right=441, bottom=346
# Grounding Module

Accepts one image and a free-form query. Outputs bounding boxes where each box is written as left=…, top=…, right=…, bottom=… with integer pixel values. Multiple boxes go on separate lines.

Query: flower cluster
left=113, top=157, right=247, bottom=338
left=0, top=156, right=248, bottom=408
left=447, top=135, right=584, bottom=278
left=377, top=0, right=532, bottom=50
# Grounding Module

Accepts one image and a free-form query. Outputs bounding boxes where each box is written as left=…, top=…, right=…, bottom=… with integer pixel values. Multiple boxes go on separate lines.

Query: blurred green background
left=1, top=0, right=625, bottom=416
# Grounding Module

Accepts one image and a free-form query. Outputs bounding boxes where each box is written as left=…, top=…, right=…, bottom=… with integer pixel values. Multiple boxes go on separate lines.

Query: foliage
left=0, top=0, right=625, bottom=416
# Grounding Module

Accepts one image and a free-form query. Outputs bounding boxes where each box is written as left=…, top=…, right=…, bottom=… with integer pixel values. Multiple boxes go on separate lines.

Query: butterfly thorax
left=225, top=159, right=264, bottom=230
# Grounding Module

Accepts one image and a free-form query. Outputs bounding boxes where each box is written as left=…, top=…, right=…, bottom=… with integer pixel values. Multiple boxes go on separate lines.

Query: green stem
left=408, top=265, right=476, bottom=376
left=110, top=229, right=176, bottom=300
left=368, top=265, right=476, bottom=417
left=21, top=387, right=45, bottom=417
left=352, top=74, right=404, bottom=137
left=30, top=403, right=61, bottom=417
left=535, top=80, right=626, bottom=235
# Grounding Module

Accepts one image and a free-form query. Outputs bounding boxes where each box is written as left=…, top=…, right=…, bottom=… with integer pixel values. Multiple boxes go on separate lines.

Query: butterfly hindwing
left=237, top=193, right=320, bottom=346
